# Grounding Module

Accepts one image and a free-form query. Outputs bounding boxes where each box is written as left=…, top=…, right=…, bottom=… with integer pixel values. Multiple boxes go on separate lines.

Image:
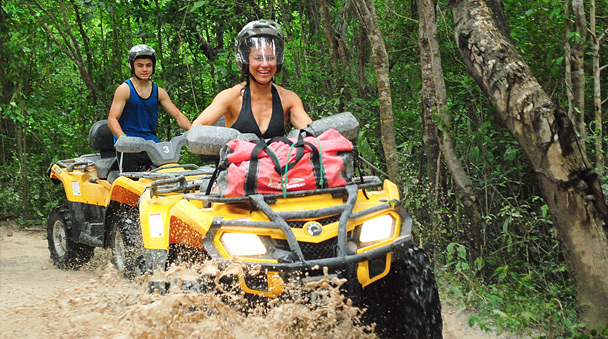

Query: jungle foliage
left=1, top=0, right=606, bottom=337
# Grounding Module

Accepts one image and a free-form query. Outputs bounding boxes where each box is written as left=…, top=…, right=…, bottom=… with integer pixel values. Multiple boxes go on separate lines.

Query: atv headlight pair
left=359, top=214, right=396, bottom=244
left=221, top=233, right=267, bottom=256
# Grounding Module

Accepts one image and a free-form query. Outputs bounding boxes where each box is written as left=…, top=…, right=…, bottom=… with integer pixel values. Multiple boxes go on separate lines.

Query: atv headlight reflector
left=359, top=215, right=395, bottom=243
left=221, top=233, right=267, bottom=256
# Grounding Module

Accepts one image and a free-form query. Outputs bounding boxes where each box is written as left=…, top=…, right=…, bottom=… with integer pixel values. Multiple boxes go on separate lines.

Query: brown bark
left=419, top=0, right=448, bottom=260
left=590, top=0, right=605, bottom=177
left=564, top=2, right=575, bottom=120
left=16, top=112, right=29, bottom=220
left=70, top=0, right=93, bottom=79
left=352, top=0, right=400, bottom=185
left=571, top=0, right=587, bottom=140
left=419, top=0, right=483, bottom=261
left=450, top=0, right=608, bottom=330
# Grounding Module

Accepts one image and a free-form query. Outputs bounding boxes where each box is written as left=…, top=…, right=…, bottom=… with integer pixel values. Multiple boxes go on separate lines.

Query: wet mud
left=0, top=225, right=504, bottom=338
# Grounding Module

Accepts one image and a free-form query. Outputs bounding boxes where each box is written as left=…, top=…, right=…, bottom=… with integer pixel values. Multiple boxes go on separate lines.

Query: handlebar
left=114, top=135, right=186, bottom=166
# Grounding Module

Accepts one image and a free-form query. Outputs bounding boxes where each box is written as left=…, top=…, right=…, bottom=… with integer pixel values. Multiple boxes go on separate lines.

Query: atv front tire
left=110, top=208, right=145, bottom=279
left=361, top=246, right=442, bottom=339
left=47, top=205, right=94, bottom=269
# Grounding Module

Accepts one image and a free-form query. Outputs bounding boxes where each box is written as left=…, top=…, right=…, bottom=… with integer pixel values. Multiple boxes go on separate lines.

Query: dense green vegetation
left=1, top=0, right=606, bottom=337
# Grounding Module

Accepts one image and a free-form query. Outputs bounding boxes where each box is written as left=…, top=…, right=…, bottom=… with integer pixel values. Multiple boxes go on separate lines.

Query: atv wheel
left=110, top=208, right=145, bottom=279
left=361, top=246, right=442, bottom=339
left=47, top=205, right=94, bottom=269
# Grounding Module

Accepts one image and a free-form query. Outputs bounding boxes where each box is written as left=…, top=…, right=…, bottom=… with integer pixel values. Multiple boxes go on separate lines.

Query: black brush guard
left=183, top=176, right=413, bottom=272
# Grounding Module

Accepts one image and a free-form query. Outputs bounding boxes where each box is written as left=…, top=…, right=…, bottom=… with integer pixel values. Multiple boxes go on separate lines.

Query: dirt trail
left=0, top=225, right=505, bottom=338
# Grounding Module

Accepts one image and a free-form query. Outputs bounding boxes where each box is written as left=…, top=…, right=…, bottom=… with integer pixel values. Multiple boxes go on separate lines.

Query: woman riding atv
left=192, top=19, right=312, bottom=137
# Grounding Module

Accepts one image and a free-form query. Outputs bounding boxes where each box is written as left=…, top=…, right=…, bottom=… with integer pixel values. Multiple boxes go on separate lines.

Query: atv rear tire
left=110, top=208, right=145, bottom=279
left=47, top=205, right=94, bottom=269
left=361, top=246, right=442, bottom=339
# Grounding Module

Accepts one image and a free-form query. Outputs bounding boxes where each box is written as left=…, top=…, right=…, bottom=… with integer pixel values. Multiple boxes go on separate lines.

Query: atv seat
left=89, top=120, right=118, bottom=182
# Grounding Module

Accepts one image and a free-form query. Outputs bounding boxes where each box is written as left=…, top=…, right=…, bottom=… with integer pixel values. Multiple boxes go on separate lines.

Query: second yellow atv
left=47, top=120, right=211, bottom=278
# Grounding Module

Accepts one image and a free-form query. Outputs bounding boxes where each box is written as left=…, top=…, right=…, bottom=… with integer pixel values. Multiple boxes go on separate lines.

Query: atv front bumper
left=181, top=179, right=412, bottom=294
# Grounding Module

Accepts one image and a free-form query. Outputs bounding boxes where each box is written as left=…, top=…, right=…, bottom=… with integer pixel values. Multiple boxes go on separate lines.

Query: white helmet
left=128, top=44, right=157, bottom=76
left=235, top=20, right=285, bottom=73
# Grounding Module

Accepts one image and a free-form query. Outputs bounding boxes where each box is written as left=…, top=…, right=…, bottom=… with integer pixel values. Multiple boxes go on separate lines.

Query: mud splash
left=2, top=226, right=509, bottom=338
left=126, top=263, right=375, bottom=338
left=0, top=227, right=374, bottom=338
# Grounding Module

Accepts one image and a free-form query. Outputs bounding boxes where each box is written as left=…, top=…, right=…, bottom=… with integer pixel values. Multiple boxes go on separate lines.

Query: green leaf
left=492, top=309, right=508, bottom=318
left=190, top=1, right=206, bottom=11
left=451, top=286, right=464, bottom=298
left=458, top=245, right=467, bottom=260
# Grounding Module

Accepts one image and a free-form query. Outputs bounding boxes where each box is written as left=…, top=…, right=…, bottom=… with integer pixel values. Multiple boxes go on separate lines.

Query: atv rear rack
left=55, top=154, right=100, bottom=172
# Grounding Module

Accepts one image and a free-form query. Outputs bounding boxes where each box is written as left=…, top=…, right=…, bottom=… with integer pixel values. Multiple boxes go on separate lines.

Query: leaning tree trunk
left=419, top=0, right=483, bottom=262
left=353, top=0, right=400, bottom=185
left=450, top=0, right=608, bottom=330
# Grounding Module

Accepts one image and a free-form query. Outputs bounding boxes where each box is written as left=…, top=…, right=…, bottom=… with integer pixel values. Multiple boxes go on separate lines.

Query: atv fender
left=108, top=176, right=145, bottom=207
left=139, top=190, right=189, bottom=250
left=49, top=163, right=109, bottom=206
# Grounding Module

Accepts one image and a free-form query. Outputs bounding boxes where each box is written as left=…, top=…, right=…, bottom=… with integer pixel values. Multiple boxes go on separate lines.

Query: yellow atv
left=47, top=120, right=210, bottom=278
left=135, top=113, right=443, bottom=337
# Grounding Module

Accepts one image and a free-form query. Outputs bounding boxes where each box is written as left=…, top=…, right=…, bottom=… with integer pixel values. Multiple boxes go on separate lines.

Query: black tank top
left=231, top=84, right=285, bottom=138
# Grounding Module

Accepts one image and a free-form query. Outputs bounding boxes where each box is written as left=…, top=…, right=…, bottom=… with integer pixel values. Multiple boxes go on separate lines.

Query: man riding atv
left=108, top=44, right=191, bottom=172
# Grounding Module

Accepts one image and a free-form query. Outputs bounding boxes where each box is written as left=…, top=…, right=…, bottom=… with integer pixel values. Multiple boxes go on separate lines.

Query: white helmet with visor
left=235, top=20, right=285, bottom=73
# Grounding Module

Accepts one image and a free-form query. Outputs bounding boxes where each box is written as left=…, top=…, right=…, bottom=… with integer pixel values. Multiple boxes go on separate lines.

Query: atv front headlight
left=359, top=214, right=395, bottom=244
left=221, top=233, right=267, bottom=256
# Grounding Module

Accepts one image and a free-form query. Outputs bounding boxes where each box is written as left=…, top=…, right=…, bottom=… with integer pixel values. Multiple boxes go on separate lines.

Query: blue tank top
left=231, top=84, right=285, bottom=138
left=117, top=79, right=159, bottom=142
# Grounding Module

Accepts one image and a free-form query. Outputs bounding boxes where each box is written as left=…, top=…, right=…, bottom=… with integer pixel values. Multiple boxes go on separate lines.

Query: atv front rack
left=184, top=176, right=412, bottom=272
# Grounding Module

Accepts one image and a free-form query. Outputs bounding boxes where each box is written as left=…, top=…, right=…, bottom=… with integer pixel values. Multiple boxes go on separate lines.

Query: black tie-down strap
left=244, top=130, right=326, bottom=196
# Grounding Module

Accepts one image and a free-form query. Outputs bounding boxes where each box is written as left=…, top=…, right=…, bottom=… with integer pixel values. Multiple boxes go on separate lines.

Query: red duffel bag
left=216, top=128, right=354, bottom=197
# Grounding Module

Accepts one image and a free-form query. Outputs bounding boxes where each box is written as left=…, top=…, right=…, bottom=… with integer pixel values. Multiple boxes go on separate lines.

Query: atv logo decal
left=305, top=221, right=323, bottom=236
left=53, top=167, right=62, bottom=174
left=71, top=181, right=81, bottom=196
left=149, top=212, right=164, bottom=238
left=267, top=177, right=305, bottom=190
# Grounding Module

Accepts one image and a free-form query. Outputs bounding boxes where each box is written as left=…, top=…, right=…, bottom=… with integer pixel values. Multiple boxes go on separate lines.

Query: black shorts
left=117, top=151, right=153, bottom=172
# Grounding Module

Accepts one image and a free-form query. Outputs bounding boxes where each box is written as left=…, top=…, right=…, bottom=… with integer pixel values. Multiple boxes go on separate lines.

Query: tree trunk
left=590, top=0, right=605, bottom=178
left=16, top=109, right=29, bottom=220
left=450, top=0, right=608, bottom=330
left=571, top=0, right=587, bottom=140
left=419, top=0, right=483, bottom=261
left=564, top=2, right=575, bottom=120
left=352, top=0, right=400, bottom=185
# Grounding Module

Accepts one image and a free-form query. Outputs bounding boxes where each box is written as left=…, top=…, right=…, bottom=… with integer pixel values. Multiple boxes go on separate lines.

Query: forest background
left=1, top=0, right=606, bottom=337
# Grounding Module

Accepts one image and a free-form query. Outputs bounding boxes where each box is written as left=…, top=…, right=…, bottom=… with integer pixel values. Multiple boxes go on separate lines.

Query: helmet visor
left=238, top=37, right=284, bottom=66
